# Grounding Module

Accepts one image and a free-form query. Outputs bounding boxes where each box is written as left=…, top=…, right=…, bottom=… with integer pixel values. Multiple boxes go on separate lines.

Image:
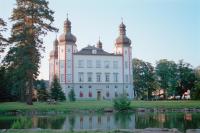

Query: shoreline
left=1, top=128, right=200, bottom=133
left=0, top=101, right=200, bottom=115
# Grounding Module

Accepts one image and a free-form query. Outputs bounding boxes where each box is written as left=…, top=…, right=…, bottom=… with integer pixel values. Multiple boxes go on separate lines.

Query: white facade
left=49, top=18, right=134, bottom=100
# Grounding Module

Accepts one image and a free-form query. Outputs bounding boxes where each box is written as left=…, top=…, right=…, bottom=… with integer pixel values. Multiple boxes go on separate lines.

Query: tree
left=155, top=59, right=177, bottom=99
left=3, top=0, right=57, bottom=104
left=50, top=76, right=66, bottom=101
left=192, top=66, right=200, bottom=99
left=68, top=88, right=76, bottom=102
left=34, top=79, right=49, bottom=101
left=113, top=93, right=131, bottom=111
left=0, top=18, right=8, bottom=53
left=133, top=58, right=158, bottom=100
left=176, top=60, right=195, bottom=98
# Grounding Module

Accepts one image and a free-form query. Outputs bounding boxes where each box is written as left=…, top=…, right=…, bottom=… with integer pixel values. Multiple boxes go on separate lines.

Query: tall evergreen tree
left=0, top=18, right=8, bottom=54
left=50, top=76, right=66, bottom=101
left=3, top=0, right=57, bottom=104
left=68, top=88, right=76, bottom=102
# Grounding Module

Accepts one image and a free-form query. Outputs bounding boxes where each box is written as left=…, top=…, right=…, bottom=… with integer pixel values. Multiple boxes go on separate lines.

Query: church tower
left=114, top=21, right=133, bottom=97
left=49, top=38, right=58, bottom=83
left=57, top=17, right=77, bottom=91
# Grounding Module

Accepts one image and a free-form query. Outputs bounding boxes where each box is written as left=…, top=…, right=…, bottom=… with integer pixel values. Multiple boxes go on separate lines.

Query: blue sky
left=0, top=0, right=199, bottom=80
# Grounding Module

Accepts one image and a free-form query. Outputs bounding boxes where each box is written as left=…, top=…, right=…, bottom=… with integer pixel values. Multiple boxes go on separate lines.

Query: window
left=106, top=91, right=109, bottom=97
left=125, top=50, right=127, bottom=55
left=80, top=91, right=83, bottom=97
left=60, top=74, right=65, bottom=82
left=78, top=72, right=84, bottom=82
left=105, top=73, right=110, bottom=82
left=115, top=92, right=118, bottom=97
left=92, top=49, right=97, bottom=54
left=60, top=60, right=64, bottom=69
left=113, top=61, right=118, bottom=69
left=104, top=61, right=110, bottom=68
left=125, top=75, right=129, bottom=82
left=67, top=48, right=71, bottom=52
left=96, top=73, right=101, bottom=82
left=87, top=60, right=92, bottom=68
left=66, top=74, right=71, bottom=82
left=78, top=60, right=84, bottom=68
left=67, top=60, right=71, bottom=68
left=125, top=61, right=128, bottom=69
left=96, top=60, right=101, bottom=68
left=87, top=72, right=92, bottom=82
left=113, top=73, right=118, bottom=82
left=88, top=91, right=92, bottom=97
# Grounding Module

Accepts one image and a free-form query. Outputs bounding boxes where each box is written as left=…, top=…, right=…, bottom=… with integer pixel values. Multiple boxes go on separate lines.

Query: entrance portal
left=97, top=91, right=101, bottom=100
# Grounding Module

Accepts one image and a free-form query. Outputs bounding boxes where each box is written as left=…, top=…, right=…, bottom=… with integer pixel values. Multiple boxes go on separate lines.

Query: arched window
left=115, top=92, right=118, bottom=97
left=89, top=91, right=92, bottom=97
left=80, top=91, right=83, bottom=97
left=106, top=91, right=109, bottom=97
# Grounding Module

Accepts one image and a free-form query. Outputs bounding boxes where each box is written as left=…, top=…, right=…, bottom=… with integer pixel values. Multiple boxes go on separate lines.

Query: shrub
left=113, top=93, right=131, bottom=111
left=68, top=88, right=76, bottom=102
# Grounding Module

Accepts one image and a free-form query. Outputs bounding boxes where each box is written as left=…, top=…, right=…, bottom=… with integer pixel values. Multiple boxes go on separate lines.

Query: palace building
left=49, top=17, right=134, bottom=100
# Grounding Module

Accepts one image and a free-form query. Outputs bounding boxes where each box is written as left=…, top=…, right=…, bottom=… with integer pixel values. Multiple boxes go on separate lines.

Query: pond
left=0, top=112, right=200, bottom=132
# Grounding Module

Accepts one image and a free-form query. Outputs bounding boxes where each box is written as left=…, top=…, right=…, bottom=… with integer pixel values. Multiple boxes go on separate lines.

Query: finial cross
left=121, top=17, right=123, bottom=23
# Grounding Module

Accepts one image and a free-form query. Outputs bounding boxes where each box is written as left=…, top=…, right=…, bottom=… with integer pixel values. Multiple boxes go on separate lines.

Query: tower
left=49, top=38, right=58, bottom=83
left=115, top=21, right=133, bottom=98
left=57, top=17, right=77, bottom=92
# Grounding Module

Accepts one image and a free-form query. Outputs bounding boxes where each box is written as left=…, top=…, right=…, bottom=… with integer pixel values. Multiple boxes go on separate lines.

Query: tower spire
left=64, top=12, right=71, bottom=33
left=96, top=36, right=102, bottom=49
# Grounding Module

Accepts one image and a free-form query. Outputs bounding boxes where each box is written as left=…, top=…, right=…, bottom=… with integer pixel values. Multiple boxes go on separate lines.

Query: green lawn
left=0, top=100, right=200, bottom=113
left=0, top=130, right=121, bottom=133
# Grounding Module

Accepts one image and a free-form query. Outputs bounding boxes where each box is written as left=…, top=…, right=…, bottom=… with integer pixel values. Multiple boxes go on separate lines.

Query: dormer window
left=92, top=49, right=97, bottom=54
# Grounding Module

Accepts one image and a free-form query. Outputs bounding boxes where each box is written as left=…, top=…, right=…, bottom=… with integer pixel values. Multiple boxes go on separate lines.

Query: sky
left=0, top=0, right=199, bottom=80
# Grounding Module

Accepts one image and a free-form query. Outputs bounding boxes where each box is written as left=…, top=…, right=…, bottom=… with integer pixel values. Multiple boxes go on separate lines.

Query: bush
left=68, top=89, right=76, bottom=102
left=113, top=93, right=131, bottom=111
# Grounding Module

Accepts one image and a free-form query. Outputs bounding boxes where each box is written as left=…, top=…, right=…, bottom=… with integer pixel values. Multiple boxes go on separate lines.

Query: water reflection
left=0, top=112, right=200, bottom=132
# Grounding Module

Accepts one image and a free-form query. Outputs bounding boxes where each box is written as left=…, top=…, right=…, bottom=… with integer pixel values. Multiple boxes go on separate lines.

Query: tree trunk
left=26, top=79, right=33, bottom=105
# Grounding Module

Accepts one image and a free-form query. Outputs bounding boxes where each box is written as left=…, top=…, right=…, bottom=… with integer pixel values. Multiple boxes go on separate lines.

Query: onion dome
left=96, top=39, right=103, bottom=49
left=58, top=18, right=77, bottom=43
left=50, top=38, right=58, bottom=58
left=115, top=22, right=131, bottom=46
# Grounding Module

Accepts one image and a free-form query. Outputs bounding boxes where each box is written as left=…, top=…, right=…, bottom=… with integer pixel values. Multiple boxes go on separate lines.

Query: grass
left=0, top=130, right=122, bottom=133
left=0, top=100, right=200, bottom=113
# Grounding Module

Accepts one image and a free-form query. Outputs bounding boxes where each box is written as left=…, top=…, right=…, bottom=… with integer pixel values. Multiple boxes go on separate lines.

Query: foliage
left=176, top=60, right=196, bottom=98
left=34, top=79, right=49, bottom=101
left=3, top=0, right=57, bottom=105
left=133, top=58, right=158, bottom=100
left=0, top=18, right=8, bottom=53
left=113, top=93, right=131, bottom=111
left=50, top=76, right=66, bottom=101
left=0, top=66, right=12, bottom=102
left=155, top=59, right=178, bottom=98
left=191, top=66, right=200, bottom=99
left=11, top=117, right=32, bottom=129
left=68, top=88, right=76, bottom=102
